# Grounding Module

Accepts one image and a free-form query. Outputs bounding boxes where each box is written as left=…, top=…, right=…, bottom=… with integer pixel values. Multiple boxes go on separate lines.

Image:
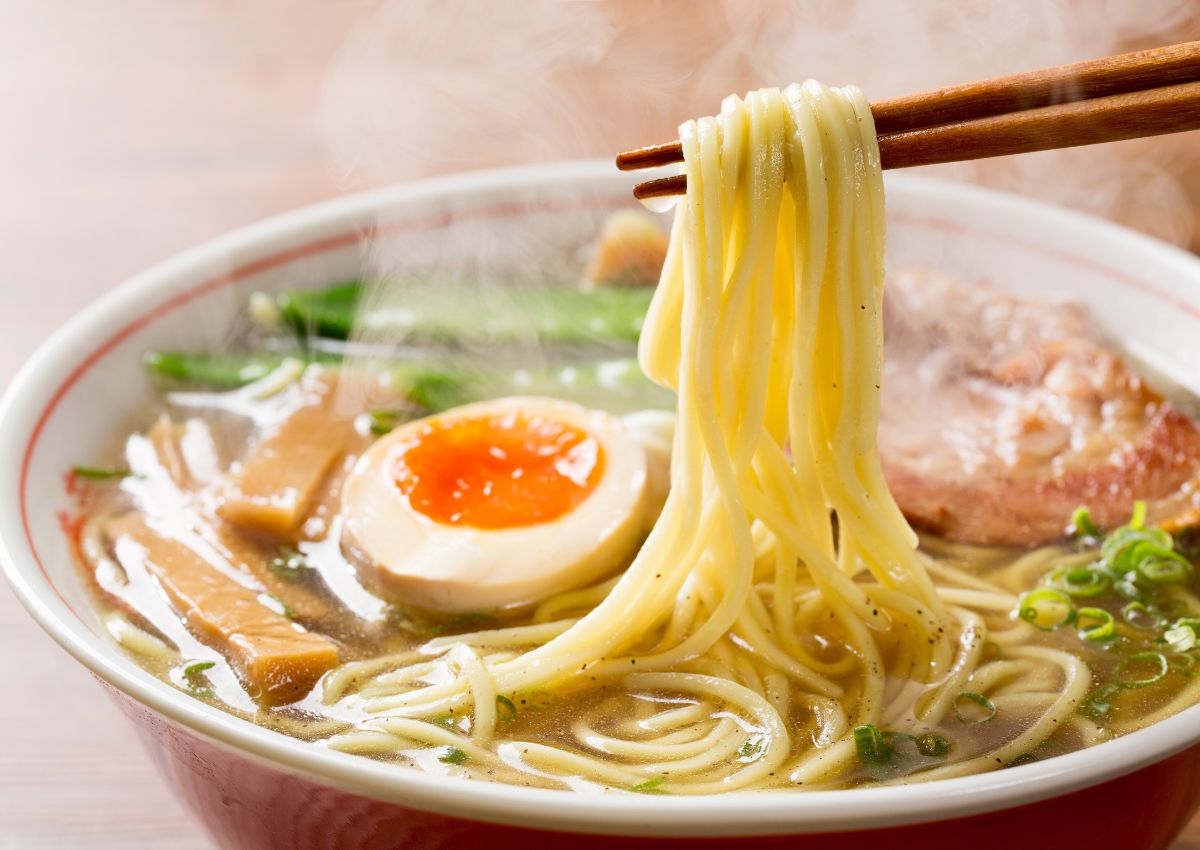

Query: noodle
left=305, top=82, right=1089, bottom=792
left=80, top=79, right=1200, bottom=795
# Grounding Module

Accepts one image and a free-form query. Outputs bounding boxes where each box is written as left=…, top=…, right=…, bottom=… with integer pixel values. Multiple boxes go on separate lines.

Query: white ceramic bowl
left=3, top=161, right=1200, bottom=850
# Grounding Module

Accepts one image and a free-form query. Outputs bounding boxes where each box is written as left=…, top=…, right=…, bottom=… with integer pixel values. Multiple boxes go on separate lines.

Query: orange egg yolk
left=392, top=412, right=606, bottom=529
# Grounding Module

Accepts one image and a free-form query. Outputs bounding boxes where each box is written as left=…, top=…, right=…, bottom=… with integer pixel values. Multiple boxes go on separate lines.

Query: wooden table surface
left=1, top=3, right=1199, bottom=849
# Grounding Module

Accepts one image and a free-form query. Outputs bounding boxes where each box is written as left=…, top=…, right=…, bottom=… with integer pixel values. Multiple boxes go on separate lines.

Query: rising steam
left=319, top=0, right=1200, bottom=250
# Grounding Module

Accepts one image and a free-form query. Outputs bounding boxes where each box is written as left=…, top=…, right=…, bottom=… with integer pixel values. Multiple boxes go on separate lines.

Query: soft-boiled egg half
left=341, top=397, right=653, bottom=612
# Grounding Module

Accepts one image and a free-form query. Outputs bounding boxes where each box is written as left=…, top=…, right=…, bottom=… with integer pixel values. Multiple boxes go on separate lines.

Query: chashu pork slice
left=879, top=269, right=1200, bottom=546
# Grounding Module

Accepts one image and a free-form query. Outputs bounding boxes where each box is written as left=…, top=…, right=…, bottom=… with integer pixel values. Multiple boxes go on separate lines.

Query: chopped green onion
left=1165, top=620, right=1200, bottom=653
left=953, top=691, right=997, bottom=725
left=627, top=776, right=667, bottom=794
left=72, top=465, right=132, bottom=481
left=737, top=734, right=768, bottom=762
left=178, top=659, right=216, bottom=697
left=495, top=695, right=517, bottom=723
left=267, top=547, right=312, bottom=582
left=1080, top=683, right=1123, bottom=720
left=914, top=732, right=952, bottom=758
left=1131, top=500, right=1148, bottom=530
left=853, top=724, right=890, bottom=769
left=1071, top=507, right=1101, bottom=539
left=366, top=409, right=410, bottom=435
left=1115, top=652, right=1169, bottom=688
left=438, top=746, right=468, bottom=765
left=1047, top=564, right=1111, bottom=597
left=1076, top=607, right=1116, bottom=642
left=1135, top=553, right=1192, bottom=585
left=1102, top=527, right=1178, bottom=581
left=1122, top=601, right=1164, bottom=630
left=1017, top=588, right=1075, bottom=631
left=854, top=724, right=949, bottom=778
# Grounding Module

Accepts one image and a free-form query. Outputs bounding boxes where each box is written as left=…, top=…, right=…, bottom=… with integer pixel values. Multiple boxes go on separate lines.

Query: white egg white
left=340, top=396, right=649, bottom=612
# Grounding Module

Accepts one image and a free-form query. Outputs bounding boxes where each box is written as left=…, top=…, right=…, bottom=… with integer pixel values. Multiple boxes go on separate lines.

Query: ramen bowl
left=3, top=161, right=1200, bottom=850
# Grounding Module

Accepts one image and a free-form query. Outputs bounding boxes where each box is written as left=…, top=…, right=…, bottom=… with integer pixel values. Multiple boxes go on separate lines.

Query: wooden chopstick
left=633, top=80, right=1200, bottom=200
left=876, top=80, right=1200, bottom=169
left=871, top=39, right=1200, bottom=134
left=618, top=41, right=1200, bottom=200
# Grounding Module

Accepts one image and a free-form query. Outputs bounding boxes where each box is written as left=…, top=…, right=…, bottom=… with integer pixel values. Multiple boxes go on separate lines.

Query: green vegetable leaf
left=438, top=747, right=469, bottom=765
left=495, top=695, right=517, bottom=723
left=72, top=465, right=133, bottom=481
left=182, top=660, right=216, bottom=677
left=627, top=776, right=667, bottom=794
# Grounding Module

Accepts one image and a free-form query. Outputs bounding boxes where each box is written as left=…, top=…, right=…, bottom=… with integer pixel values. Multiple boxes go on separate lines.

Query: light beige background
left=1, top=2, right=1199, bottom=848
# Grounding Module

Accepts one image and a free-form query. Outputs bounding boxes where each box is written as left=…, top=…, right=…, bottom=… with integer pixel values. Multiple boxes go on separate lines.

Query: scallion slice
left=1115, top=652, right=1169, bottom=688
left=1071, top=506, right=1101, bottom=539
left=495, top=694, right=517, bottom=722
left=1165, top=620, right=1200, bottom=653
left=1047, top=564, right=1111, bottom=597
left=953, top=691, right=997, bottom=725
left=853, top=724, right=890, bottom=769
left=1017, top=588, right=1075, bottom=631
left=1135, top=553, right=1192, bottom=585
left=738, top=734, right=768, bottom=762
left=627, top=776, right=667, bottom=794
left=914, top=732, right=952, bottom=758
left=178, top=659, right=216, bottom=697
left=1076, top=607, right=1116, bottom=642
left=1122, top=601, right=1164, bottom=630
left=182, top=660, right=216, bottom=677
left=72, top=465, right=133, bottom=481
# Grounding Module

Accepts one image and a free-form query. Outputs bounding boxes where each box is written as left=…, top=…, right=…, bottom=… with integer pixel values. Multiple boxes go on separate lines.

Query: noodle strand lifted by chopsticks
left=316, top=82, right=1083, bottom=793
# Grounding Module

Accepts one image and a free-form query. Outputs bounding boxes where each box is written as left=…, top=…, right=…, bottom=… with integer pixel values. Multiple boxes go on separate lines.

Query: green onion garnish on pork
left=1070, top=506, right=1101, bottom=539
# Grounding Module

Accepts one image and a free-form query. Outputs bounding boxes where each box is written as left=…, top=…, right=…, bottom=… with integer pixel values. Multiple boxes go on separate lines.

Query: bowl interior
left=5, top=161, right=1200, bottom=835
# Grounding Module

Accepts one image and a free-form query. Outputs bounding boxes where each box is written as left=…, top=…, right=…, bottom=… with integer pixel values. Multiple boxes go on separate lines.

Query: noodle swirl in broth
left=73, top=81, right=1200, bottom=795
left=307, top=83, right=1084, bottom=792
